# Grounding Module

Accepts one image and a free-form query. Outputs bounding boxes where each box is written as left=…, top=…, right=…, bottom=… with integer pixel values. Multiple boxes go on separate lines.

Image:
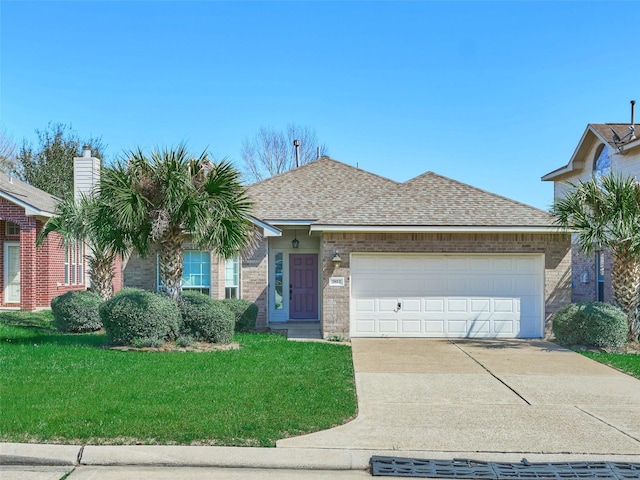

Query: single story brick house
left=126, top=157, right=570, bottom=339
left=0, top=149, right=123, bottom=310
left=542, top=105, right=640, bottom=305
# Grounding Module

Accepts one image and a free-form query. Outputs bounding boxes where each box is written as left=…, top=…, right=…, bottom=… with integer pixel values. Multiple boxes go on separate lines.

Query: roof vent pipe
left=631, top=100, right=636, bottom=141
left=82, top=145, right=92, bottom=158
left=317, top=146, right=320, bottom=160
left=293, top=139, right=301, bottom=168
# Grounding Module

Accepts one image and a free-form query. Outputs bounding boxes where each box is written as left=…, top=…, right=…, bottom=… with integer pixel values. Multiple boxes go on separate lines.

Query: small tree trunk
left=611, top=251, right=640, bottom=342
left=158, top=234, right=184, bottom=301
left=88, top=253, right=116, bottom=300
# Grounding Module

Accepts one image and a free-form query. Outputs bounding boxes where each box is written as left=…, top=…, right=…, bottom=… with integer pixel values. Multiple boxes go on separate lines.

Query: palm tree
left=98, top=145, right=254, bottom=300
left=37, top=195, right=122, bottom=300
left=551, top=174, right=640, bottom=342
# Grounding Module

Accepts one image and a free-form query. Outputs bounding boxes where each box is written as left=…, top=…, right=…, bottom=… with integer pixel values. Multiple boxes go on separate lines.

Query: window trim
left=5, top=221, right=19, bottom=237
left=64, top=241, right=84, bottom=286
left=225, top=256, right=240, bottom=299
left=596, top=250, right=605, bottom=302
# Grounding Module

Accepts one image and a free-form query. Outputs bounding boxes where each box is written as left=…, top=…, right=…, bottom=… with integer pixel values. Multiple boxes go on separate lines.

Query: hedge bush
left=223, top=298, right=259, bottom=332
left=178, top=291, right=234, bottom=344
left=552, top=302, right=627, bottom=349
left=51, top=290, right=103, bottom=333
left=100, top=288, right=181, bottom=346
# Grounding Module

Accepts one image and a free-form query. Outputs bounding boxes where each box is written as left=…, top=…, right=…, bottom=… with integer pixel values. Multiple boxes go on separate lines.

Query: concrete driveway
left=277, top=339, right=640, bottom=456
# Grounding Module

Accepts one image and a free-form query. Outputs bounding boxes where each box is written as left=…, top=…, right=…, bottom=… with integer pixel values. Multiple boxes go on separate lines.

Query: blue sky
left=1, top=1, right=638, bottom=210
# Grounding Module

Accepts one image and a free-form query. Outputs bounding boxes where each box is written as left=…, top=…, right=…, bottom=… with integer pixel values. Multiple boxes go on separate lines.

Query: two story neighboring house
left=542, top=101, right=639, bottom=304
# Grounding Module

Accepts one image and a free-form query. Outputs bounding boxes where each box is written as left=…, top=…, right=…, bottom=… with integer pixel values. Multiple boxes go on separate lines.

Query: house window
left=182, top=250, right=211, bottom=295
left=225, top=256, right=240, bottom=299
left=593, top=144, right=610, bottom=180
left=5, top=221, right=19, bottom=237
left=596, top=250, right=605, bottom=302
left=65, top=242, right=84, bottom=285
left=274, top=251, right=283, bottom=310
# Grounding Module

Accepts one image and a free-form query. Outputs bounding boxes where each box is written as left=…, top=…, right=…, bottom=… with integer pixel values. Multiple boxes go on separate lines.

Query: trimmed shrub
left=552, top=302, right=627, bottom=349
left=178, top=291, right=234, bottom=344
left=100, top=288, right=181, bottom=346
left=223, top=298, right=259, bottom=332
left=51, top=290, right=103, bottom=333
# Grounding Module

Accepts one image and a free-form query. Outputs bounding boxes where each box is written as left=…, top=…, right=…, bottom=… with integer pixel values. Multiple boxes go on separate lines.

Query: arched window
left=593, top=144, right=610, bottom=179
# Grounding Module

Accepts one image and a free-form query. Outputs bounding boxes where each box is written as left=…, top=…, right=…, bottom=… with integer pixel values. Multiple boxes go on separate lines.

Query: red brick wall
left=0, top=197, right=87, bottom=310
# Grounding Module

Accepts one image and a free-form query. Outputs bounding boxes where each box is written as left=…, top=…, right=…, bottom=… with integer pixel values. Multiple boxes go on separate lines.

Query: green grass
left=580, top=351, right=640, bottom=379
left=0, top=311, right=356, bottom=447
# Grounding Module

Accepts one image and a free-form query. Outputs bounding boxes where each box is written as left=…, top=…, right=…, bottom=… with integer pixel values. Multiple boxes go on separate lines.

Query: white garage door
left=351, top=254, right=544, bottom=338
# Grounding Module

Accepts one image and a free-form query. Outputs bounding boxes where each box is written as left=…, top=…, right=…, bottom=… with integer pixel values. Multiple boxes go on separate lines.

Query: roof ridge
left=409, top=171, right=551, bottom=215
left=247, top=157, right=398, bottom=188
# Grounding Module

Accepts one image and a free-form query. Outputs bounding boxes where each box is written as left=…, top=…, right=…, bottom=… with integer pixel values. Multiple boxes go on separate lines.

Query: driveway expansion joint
left=576, top=406, right=640, bottom=445
left=450, top=341, right=531, bottom=406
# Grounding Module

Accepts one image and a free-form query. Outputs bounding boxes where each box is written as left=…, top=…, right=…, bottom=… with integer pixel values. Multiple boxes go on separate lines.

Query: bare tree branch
left=241, top=124, right=328, bottom=183
left=0, top=126, right=17, bottom=173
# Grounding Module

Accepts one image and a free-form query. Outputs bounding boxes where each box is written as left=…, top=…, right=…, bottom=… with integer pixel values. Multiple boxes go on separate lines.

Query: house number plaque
left=329, top=277, right=345, bottom=287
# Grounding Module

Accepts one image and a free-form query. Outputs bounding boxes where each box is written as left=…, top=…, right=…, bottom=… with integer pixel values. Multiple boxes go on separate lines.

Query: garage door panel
left=447, top=277, right=468, bottom=294
left=401, top=319, right=422, bottom=333
left=425, top=320, right=445, bottom=334
left=350, top=254, right=543, bottom=338
left=494, top=320, right=516, bottom=335
left=468, top=320, right=491, bottom=335
left=378, top=298, right=399, bottom=313
left=402, top=298, right=422, bottom=312
left=469, top=277, right=493, bottom=294
left=379, top=318, right=399, bottom=333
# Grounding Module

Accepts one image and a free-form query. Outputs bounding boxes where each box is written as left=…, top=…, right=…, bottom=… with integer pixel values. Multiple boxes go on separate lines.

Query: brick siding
left=320, top=232, right=571, bottom=338
left=0, top=198, right=88, bottom=310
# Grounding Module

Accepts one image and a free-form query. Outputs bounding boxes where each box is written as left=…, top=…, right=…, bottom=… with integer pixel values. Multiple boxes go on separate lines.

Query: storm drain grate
left=369, top=456, right=640, bottom=479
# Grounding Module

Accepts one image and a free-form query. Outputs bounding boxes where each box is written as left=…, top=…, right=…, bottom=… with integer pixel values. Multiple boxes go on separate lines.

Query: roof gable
left=246, top=157, right=398, bottom=222
left=542, top=123, right=640, bottom=181
left=316, top=171, right=553, bottom=228
left=0, top=171, right=58, bottom=217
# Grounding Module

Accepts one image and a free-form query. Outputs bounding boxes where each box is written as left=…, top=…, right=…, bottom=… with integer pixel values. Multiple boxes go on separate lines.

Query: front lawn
left=0, top=311, right=356, bottom=447
left=580, top=351, right=640, bottom=379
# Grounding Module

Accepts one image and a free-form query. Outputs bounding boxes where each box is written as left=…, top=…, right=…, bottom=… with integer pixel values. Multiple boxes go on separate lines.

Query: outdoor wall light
left=332, top=252, right=342, bottom=269
left=292, top=230, right=299, bottom=249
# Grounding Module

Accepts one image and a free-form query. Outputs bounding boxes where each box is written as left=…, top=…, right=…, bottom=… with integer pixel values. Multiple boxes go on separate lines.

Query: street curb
left=4, top=443, right=640, bottom=470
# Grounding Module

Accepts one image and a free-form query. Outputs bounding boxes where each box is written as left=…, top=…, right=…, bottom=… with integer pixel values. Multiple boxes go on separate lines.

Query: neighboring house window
left=182, top=250, right=211, bottom=295
left=596, top=250, right=605, bottom=302
left=225, top=257, right=240, bottom=299
left=65, top=242, right=84, bottom=285
left=593, top=144, right=610, bottom=180
left=5, top=221, right=19, bottom=237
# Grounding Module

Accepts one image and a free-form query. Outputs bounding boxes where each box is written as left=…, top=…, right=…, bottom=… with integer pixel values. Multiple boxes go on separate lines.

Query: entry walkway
left=277, top=338, right=640, bottom=455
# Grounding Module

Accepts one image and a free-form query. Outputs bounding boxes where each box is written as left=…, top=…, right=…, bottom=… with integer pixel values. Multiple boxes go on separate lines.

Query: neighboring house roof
left=246, top=157, right=398, bottom=222
left=313, top=171, right=554, bottom=231
left=0, top=171, right=58, bottom=217
left=542, top=123, right=640, bottom=181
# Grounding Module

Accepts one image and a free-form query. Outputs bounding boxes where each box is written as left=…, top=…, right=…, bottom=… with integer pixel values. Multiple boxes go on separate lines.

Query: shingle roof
left=590, top=123, right=637, bottom=147
left=246, top=157, right=398, bottom=221
left=0, top=171, right=58, bottom=216
left=315, top=171, right=553, bottom=227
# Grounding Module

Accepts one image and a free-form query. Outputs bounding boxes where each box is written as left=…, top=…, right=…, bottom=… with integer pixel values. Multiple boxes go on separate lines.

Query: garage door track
left=277, top=339, right=640, bottom=455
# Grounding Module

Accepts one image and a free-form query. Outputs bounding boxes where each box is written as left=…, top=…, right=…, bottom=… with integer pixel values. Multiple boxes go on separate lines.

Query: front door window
left=274, top=252, right=283, bottom=310
left=5, top=243, right=20, bottom=303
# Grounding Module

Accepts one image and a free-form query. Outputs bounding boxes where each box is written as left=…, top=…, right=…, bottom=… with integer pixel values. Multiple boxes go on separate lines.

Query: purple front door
left=289, top=254, right=318, bottom=320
